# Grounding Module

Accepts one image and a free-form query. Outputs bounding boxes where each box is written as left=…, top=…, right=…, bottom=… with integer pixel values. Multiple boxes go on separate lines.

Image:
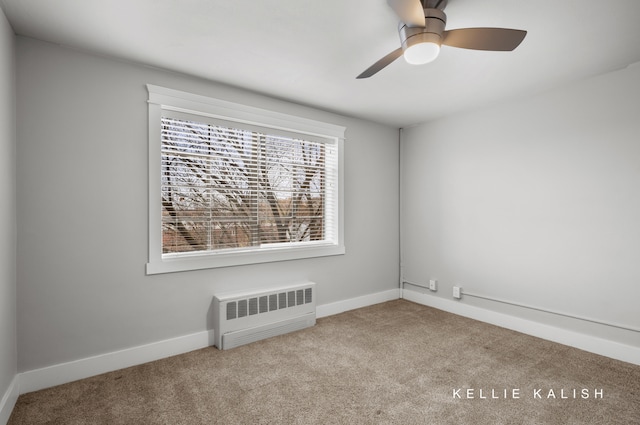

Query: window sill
left=146, top=243, right=345, bottom=275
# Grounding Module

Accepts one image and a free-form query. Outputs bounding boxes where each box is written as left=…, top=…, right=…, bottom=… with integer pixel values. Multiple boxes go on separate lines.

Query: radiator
left=212, top=282, right=316, bottom=350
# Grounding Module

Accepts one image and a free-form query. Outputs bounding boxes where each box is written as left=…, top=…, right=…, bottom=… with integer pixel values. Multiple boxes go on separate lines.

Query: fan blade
left=443, top=28, right=527, bottom=51
left=387, top=0, right=425, bottom=27
left=356, top=48, right=404, bottom=79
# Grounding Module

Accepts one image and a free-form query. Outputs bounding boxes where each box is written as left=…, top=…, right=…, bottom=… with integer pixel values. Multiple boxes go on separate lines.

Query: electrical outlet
left=453, top=286, right=462, bottom=299
left=429, top=279, right=437, bottom=291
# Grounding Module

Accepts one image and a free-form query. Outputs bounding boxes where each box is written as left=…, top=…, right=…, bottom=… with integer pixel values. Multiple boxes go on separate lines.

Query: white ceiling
left=2, top=0, right=640, bottom=127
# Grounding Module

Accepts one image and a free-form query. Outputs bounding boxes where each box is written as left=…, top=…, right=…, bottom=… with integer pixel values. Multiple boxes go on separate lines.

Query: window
left=146, top=85, right=345, bottom=274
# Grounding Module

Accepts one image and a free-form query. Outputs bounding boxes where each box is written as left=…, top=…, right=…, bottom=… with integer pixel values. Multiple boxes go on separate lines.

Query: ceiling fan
left=357, top=0, right=527, bottom=78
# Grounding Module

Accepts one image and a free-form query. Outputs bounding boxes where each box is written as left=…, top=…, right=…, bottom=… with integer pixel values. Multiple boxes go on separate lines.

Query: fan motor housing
left=399, top=8, right=447, bottom=52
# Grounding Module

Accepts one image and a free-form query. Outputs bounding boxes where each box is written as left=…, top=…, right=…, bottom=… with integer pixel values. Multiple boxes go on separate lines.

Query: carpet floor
left=8, top=300, right=640, bottom=424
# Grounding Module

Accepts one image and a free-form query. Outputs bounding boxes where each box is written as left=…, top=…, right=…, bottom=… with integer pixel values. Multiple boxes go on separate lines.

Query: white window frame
left=146, top=85, right=345, bottom=274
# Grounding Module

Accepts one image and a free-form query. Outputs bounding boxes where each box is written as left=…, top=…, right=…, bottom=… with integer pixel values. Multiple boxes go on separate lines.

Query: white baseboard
left=0, top=375, right=19, bottom=425
left=18, top=288, right=402, bottom=395
left=403, top=289, right=640, bottom=366
left=316, top=288, right=400, bottom=318
left=19, top=330, right=215, bottom=395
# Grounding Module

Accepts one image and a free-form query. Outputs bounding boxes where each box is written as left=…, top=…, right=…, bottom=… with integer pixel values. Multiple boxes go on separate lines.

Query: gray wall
left=401, top=63, right=640, bottom=347
left=0, top=4, right=17, bottom=406
left=16, top=37, right=399, bottom=372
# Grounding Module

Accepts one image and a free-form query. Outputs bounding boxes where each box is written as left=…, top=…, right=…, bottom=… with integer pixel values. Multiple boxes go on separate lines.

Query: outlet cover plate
left=453, top=286, right=461, bottom=299
left=429, top=279, right=437, bottom=291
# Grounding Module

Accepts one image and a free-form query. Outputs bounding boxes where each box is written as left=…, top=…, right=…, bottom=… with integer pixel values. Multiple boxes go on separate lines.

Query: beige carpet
left=8, top=300, right=640, bottom=424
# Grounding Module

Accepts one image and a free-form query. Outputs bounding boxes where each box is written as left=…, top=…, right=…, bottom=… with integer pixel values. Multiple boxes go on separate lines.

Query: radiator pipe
left=402, top=281, right=639, bottom=333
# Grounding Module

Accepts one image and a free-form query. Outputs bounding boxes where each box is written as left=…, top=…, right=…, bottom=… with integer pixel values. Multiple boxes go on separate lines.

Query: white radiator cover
left=212, top=282, right=316, bottom=350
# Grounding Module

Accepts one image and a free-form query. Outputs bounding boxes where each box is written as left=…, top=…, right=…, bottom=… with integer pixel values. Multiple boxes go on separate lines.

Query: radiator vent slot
left=226, top=302, right=236, bottom=320
left=212, top=282, right=316, bottom=350
left=305, top=287, right=312, bottom=303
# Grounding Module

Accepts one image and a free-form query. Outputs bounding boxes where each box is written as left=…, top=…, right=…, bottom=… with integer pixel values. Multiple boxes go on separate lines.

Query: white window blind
left=147, top=85, right=345, bottom=274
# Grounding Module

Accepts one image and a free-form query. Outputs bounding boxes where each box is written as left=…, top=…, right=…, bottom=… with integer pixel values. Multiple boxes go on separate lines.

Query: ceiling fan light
left=404, top=41, right=440, bottom=65
left=400, top=27, right=443, bottom=66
